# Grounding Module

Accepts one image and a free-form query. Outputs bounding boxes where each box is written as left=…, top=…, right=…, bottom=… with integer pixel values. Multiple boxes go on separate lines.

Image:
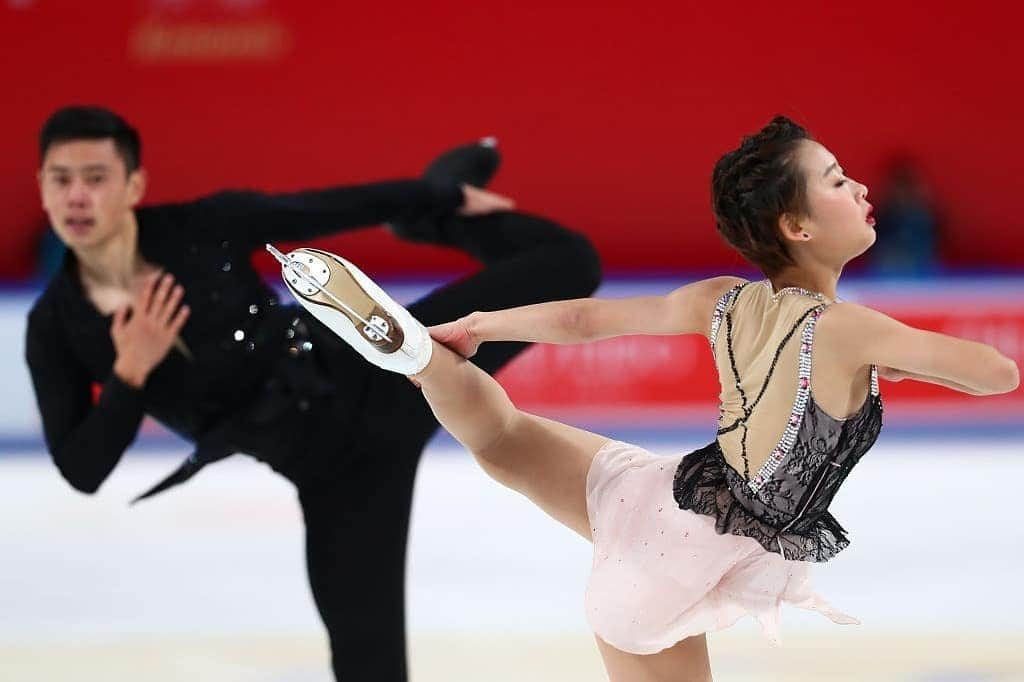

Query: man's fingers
left=170, top=304, right=191, bottom=334
left=477, top=187, right=515, bottom=209
left=111, top=305, right=127, bottom=332
left=149, top=273, right=175, bottom=315
left=492, top=192, right=515, bottom=210
left=158, top=285, right=185, bottom=327
left=139, top=271, right=162, bottom=313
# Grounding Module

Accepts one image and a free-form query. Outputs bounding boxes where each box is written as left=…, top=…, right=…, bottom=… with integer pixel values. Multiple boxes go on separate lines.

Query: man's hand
left=458, top=184, right=515, bottom=216
left=111, top=272, right=191, bottom=388
left=429, top=314, right=482, bottom=359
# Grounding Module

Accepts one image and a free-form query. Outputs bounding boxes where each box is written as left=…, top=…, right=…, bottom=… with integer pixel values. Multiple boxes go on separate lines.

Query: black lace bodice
left=673, top=282, right=884, bottom=562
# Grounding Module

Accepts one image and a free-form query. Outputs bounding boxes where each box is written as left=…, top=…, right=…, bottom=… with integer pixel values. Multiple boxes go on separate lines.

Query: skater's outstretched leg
left=415, top=339, right=608, bottom=539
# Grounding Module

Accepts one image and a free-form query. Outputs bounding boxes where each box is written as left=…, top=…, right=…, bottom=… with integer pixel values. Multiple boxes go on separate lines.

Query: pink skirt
left=585, top=440, right=858, bottom=655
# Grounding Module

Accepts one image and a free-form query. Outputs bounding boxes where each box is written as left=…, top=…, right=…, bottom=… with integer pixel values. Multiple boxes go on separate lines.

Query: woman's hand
left=429, top=314, right=482, bottom=359
left=110, top=272, right=190, bottom=388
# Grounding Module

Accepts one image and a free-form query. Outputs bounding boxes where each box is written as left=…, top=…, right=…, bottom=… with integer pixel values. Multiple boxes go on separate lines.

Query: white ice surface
left=0, top=438, right=1021, bottom=645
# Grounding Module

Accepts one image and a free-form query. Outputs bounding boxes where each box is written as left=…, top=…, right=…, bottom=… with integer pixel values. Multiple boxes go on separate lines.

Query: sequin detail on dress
left=764, top=279, right=828, bottom=304
left=748, top=304, right=826, bottom=493
left=709, top=282, right=745, bottom=353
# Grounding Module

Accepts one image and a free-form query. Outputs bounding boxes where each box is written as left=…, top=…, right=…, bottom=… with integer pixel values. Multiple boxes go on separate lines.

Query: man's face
left=38, top=139, right=146, bottom=250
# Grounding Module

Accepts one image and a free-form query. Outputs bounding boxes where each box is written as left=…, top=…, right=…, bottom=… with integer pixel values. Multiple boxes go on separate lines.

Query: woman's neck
left=768, top=265, right=841, bottom=303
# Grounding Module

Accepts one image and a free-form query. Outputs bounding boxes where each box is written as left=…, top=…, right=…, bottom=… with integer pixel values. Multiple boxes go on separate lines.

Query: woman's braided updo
left=711, top=116, right=812, bottom=275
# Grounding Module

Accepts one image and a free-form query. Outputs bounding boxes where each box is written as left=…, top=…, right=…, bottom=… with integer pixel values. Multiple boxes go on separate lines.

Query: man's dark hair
left=39, top=106, right=142, bottom=174
left=711, top=116, right=812, bottom=276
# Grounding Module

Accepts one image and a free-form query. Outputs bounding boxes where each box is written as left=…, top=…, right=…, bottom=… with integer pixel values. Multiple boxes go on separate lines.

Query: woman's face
left=793, top=140, right=876, bottom=261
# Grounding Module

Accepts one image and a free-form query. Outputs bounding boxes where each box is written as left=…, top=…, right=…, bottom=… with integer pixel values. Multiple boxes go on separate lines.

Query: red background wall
left=2, top=0, right=1021, bottom=278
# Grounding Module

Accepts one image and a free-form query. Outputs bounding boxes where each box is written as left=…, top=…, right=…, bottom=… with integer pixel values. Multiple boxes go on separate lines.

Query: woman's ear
left=778, top=213, right=810, bottom=243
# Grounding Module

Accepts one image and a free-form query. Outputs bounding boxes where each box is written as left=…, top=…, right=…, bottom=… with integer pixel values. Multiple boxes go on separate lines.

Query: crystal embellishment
left=710, top=283, right=746, bottom=353
left=747, top=303, right=827, bottom=494
left=764, top=279, right=827, bottom=304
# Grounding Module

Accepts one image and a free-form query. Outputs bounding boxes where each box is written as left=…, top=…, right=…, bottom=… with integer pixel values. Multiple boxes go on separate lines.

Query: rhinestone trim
left=764, top=279, right=827, bottom=304
left=747, top=303, right=828, bottom=494
left=710, top=283, right=746, bottom=353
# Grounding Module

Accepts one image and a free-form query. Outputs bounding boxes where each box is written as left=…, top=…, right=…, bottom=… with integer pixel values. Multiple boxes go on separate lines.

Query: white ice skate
left=267, top=244, right=432, bottom=375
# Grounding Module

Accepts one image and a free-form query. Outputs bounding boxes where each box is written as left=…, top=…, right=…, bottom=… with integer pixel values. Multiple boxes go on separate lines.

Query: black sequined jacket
left=26, top=180, right=462, bottom=498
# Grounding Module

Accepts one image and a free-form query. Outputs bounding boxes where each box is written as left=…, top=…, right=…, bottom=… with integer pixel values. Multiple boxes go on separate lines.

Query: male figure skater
left=25, top=106, right=601, bottom=680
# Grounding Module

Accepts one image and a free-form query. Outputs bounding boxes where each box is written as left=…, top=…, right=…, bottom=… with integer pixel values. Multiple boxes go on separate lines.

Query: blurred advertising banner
left=497, top=281, right=1024, bottom=427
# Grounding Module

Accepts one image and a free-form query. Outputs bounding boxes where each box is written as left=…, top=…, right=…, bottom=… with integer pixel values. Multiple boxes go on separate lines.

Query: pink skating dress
left=585, top=281, right=883, bottom=654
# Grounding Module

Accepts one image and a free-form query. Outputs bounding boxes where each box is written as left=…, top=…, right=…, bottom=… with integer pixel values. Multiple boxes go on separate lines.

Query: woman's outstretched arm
left=429, top=276, right=745, bottom=357
left=822, top=302, right=1019, bottom=396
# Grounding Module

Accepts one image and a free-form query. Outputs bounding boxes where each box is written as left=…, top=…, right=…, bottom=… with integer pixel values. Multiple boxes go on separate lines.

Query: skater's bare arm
left=821, top=303, right=1019, bottom=395
left=434, top=276, right=745, bottom=355
left=876, top=367, right=989, bottom=395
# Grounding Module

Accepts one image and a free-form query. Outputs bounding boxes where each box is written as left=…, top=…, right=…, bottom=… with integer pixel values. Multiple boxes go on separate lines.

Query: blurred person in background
left=24, top=106, right=601, bottom=681
left=273, top=116, right=1019, bottom=681
left=866, top=157, right=942, bottom=276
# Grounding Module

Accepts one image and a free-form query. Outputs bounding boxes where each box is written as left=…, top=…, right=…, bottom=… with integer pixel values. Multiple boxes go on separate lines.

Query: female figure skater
left=272, top=116, right=1019, bottom=681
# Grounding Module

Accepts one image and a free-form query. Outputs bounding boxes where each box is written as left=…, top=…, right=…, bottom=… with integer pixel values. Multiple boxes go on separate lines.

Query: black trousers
left=290, top=212, right=601, bottom=680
